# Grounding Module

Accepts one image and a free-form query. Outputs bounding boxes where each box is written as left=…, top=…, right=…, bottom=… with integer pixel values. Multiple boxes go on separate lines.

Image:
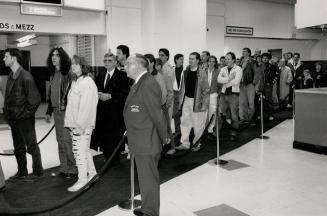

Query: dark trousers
left=162, top=104, right=175, bottom=149
left=173, top=91, right=181, bottom=137
left=263, top=85, right=274, bottom=117
left=10, top=117, right=43, bottom=175
left=0, top=161, right=5, bottom=187
left=53, top=110, right=76, bottom=174
left=288, top=85, right=294, bottom=105
left=101, top=130, right=124, bottom=162
left=134, top=153, right=161, bottom=216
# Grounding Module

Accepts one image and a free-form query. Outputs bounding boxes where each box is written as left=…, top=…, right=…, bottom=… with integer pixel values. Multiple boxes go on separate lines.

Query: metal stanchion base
left=118, top=199, right=142, bottom=211
left=258, top=135, right=270, bottom=139
left=214, top=159, right=229, bottom=165
left=208, top=158, right=229, bottom=166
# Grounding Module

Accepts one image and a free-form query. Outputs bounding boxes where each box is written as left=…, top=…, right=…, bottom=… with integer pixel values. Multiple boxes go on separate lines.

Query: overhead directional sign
left=226, top=26, right=253, bottom=36
left=21, top=3, right=62, bottom=17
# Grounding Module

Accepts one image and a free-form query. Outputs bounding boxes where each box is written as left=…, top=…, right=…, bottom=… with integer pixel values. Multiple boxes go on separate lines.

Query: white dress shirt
left=208, top=68, right=214, bottom=88
left=134, top=71, right=148, bottom=84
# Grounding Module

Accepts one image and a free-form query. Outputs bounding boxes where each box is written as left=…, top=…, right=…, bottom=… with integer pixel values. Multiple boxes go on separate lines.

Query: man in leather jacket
left=261, top=53, right=279, bottom=121
left=45, top=47, right=77, bottom=178
left=3, top=48, right=43, bottom=179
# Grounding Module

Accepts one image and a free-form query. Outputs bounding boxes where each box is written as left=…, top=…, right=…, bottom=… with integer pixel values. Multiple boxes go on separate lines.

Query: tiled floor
left=1, top=118, right=327, bottom=216
left=96, top=119, right=327, bottom=216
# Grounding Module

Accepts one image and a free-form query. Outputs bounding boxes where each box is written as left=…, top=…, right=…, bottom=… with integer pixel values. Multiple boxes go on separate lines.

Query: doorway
left=268, top=49, right=282, bottom=59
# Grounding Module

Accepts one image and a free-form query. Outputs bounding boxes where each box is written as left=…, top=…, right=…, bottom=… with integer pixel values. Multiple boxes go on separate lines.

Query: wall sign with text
left=0, top=22, right=36, bottom=32
left=226, top=26, right=253, bottom=36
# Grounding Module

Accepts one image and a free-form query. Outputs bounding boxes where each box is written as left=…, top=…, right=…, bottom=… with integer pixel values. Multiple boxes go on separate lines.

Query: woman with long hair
left=64, top=55, right=98, bottom=192
left=206, top=55, right=221, bottom=139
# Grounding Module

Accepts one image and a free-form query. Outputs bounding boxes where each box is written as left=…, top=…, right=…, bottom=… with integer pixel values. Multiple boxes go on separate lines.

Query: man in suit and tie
left=292, top=52, right=304, bottom=89
left=3, top=48, right=43, bottom=179
left=93, top=52, right=130, bottom=163
left=124, top=54, right=167, bottom=216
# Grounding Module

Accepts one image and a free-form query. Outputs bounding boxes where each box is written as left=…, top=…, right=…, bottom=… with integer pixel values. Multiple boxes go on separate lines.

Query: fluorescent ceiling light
left=16, top=34, right=37, bottom=43
left=17, top=39, right=38, bottom=48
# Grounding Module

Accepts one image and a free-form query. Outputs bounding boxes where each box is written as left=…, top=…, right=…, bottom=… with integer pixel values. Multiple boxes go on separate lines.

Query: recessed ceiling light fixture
left=17, top=39, right=38, bottom=48
left=16, top=34, right=37, bottom=43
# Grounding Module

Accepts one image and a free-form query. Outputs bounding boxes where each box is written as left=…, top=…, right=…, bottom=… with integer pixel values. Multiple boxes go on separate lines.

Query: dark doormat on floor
left=0, top=111, right=292, bottom=216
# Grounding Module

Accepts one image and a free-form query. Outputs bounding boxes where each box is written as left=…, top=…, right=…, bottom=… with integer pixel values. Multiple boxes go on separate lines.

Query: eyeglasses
left=104, top=59, right=113, bottom=62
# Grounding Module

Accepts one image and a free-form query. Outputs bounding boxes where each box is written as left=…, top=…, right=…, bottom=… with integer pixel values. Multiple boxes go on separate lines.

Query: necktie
left=104, top=72, right=110, bottom=88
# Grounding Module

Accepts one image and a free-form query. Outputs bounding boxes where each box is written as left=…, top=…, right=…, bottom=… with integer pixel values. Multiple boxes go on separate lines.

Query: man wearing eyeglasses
left=93, top=53, right=130, bottom=163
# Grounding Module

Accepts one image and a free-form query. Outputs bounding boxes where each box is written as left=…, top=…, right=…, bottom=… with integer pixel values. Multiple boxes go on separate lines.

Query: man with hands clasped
left=93, top=52, right=130, bottom=163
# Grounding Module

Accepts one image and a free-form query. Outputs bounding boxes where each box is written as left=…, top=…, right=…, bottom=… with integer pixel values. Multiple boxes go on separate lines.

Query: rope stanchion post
left=213, top=114, right=228, bottom=165
left=118, top=154, right=141, bottom=211
left=0, top=124, right=55, bottom=156
left=258, top=93, right=269, bottom=139
left=208, top=95, right=228, bottom=166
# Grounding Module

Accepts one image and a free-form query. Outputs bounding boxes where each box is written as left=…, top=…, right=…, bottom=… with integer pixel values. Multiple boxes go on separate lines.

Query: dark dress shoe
left=230, top=135, right=238, bottom=141
left=206, top=133, right=216, bottom=141
left=65, top=173, right=78, bottom=179
left=0, top=185, right=5, bottom=191
left=9, top=172, right=27, bottom=180
left=51, top=171, right=66, bottom=177
left=133, top=208, right=144, bottom=216
left=23, top=173, right=44, bottom=181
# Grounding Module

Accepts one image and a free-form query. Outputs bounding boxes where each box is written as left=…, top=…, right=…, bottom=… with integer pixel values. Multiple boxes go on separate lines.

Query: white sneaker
left=175, top=144, right=190, bottom=150
left=269, top=116, right=274, bottom=121
left=88, top=173, right=97, bottom=181
left=286, top=104, right=292, bottom=108
left=121, top=143, right=130, bottom=155
left=226, top=119, right=232, bottom=124
left=67, top=180, right=88, bottom=192
left=166, top=149, right=176, bottom=155
left=164, top=138, right=171, bottom=145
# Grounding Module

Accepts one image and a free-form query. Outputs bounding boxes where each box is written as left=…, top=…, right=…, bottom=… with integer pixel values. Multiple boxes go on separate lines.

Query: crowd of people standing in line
left=1, top=44, right=327, bottom=216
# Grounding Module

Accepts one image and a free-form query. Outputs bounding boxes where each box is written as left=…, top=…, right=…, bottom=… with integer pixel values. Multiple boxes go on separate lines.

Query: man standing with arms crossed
left=218, top=52, right=243, bottom=139
left=124, top=54, right=167, bottom=216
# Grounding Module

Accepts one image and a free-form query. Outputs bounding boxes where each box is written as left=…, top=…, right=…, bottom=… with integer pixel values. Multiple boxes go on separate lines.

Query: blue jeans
left=54, top=109, right=77, bottom=174
left=239, top=84, right=256, bottom=121
left=219, top=94, right=239, bottom=130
